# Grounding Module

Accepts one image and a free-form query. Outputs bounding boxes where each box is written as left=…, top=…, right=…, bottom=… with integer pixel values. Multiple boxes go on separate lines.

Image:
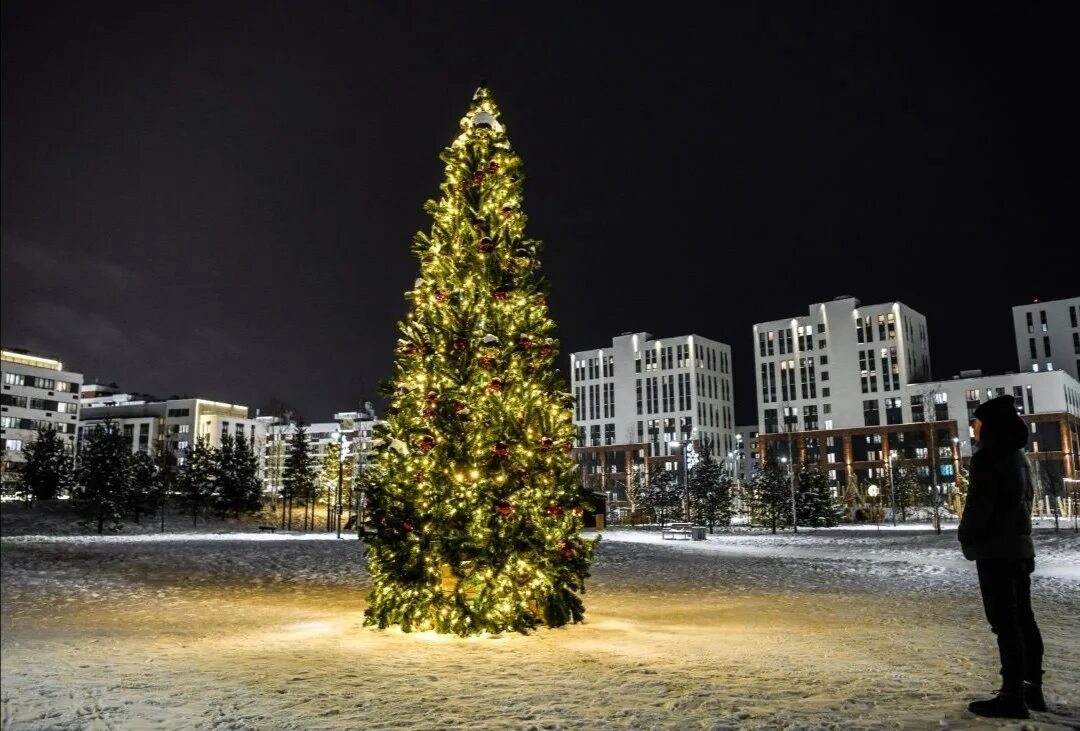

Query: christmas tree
left=365, top=84, right=596, bottom=636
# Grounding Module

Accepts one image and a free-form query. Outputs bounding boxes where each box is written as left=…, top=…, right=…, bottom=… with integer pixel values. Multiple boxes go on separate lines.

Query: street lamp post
left=673, top=441, right=689, bottom=521
left=888, top=451, right=898, bottom=527
left=781, top=455, right=797, bottom=533
left=867, top=483, right=880, bottom=530
left=331, top=430, right=350, bottom=539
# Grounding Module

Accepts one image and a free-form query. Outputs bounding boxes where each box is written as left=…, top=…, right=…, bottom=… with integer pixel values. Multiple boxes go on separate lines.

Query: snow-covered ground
left=2, top=524, right=1078, bottom=730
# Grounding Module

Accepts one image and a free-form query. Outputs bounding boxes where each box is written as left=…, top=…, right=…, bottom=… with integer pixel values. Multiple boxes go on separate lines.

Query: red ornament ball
left=452, top=337, right=468, bottom=352
left=518, top=336, right=534, bottom=351
left=478, top=237, right=494, bottom=253
left=538, top=345, right=553, bottom=358
left=573, top=506, right=584, bottom=516
left=403, top=520, right=414, bottom=532
left=499, top=205, right=513, bottom=218
left=547, top=504, right=563, bottom=517
left=539, top=436, right=554, bottom=448
left=422, top=406, right=435, bottom=418
left=487, top=160, right=499, bottom=174
left=517, top=468, right=530, bottom=480
left=472, top=170, right=485, bottom=185
left=492, top=441, right=510, bottom=457
left=419, top=435, right=436, bottom=451
left=479, top=356, right=494, bottom=370
left=435, top=291, right=448, bottom=303
left=403, top=342, right=420, bottom=354
left=413, top=469, right=426, bottom=482
left=561, top=443, right=573, bottom=454
left=560, top=542, right=576, bottom=559
left=495, top=500, right=512, bottom=517
left=493, top=287, right=510, bottom=301
left=452, top=401, right=468, bottom=414
left=487, top=378, right=504, bottom=393
left=426, top=390, right=439, bottom=402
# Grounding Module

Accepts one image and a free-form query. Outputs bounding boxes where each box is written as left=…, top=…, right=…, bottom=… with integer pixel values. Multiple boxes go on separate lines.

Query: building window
left=863, top=400, right=880, bottom=426
left=167, top=408, right=190, bottom=418
left=1043, top=336, right=1052, bottom=357
left=885, top=397, right=903, bottom=425
left=1040, top=310, right=1047, bottom=332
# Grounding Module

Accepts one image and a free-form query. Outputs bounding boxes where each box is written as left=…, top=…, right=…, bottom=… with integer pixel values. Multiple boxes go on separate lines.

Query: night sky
left=2, top=2, right=1075, bottom=425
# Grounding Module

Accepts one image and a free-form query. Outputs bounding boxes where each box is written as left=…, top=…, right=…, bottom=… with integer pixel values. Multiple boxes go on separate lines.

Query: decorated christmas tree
left=364, top=84, right=596, bottom=636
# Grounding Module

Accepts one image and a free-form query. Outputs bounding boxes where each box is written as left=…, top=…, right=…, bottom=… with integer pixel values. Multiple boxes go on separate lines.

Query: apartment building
left=1013, top=296, right=1080, bottom=380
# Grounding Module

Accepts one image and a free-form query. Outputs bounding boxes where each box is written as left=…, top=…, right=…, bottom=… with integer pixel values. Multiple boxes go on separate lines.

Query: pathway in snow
left=1, top=527, right=1077, bottom=730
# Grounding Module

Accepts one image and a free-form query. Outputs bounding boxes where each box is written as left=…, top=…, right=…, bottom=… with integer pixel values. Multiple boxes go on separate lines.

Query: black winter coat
left=958, top=448, right=1035, bottom=561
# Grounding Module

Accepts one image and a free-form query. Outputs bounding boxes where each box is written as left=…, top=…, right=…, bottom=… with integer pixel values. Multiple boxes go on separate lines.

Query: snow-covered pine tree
left=282, top=425, right=315, bottom=531
left=128, top=450, right=159, bottom=522
left=796, top=466, right=842, bottom=527
left=365, top=85, right=596, bottom=635
left=20, top=425, right=73, bottom=503
left=74, top=422, right=131, bottom=534
left=749, top=455, right=790, bottom=534
left=179, top=439, right=218, bottom=528
left=688, top=444, right=734, bottom=531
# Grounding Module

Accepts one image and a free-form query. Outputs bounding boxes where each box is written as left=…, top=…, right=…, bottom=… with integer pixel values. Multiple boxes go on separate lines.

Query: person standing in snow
left=958, top=394, right=1045, bottom=719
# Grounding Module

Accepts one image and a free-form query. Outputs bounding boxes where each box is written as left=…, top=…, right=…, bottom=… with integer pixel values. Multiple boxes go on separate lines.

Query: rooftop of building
left=1, top=348, right=66, bottom=372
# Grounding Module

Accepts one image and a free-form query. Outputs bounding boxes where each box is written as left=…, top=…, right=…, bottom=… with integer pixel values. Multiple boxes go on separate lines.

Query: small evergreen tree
left=282, top=425, right=315, bottom=531
left=891, top=458, right=923, bottom=522
left=638, top=469, right=682, bottom=526
left=212, top=434, right=260, bottom=518
left=749, top=456, right=790, bottom=534
left=233, top=433, right=264, bottom=517
left=179, top=439, right=218, bottom=528
left=128, top=450, right=160, bottom=522
left=20, top=425, right=74, bottom=503
left=688, top=445, right=733, bottom=531
left=213, top=434, right=237, bottom=518
left=796, top=466, right=842, bottom=527
left=73, top=424, right=131, bottom=534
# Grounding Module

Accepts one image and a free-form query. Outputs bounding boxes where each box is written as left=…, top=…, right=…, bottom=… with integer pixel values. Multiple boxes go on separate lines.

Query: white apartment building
left=569, top=331, right=734, bottom=457
left=753, top=296, right=931, bottom=435
left=1, top=349, right=83, bottom=488
left=79, top=395, right=265, bottom=468
left=1013, top=296, right=1080, bottom=381
left=908, top=369, right=1080, bottom=461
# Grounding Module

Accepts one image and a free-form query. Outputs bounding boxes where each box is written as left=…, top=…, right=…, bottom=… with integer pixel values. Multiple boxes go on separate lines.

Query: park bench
left=258, top=525, right=277, bottom=533
left=661, top=522, right=693, bottom=540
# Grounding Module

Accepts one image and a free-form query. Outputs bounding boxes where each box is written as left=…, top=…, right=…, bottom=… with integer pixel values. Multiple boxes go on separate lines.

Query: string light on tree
left=364, top=83, right=597, bottom=636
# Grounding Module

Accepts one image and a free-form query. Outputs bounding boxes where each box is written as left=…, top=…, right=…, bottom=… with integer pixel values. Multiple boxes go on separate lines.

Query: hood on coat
left=974, top=394, right=1029, bottom=452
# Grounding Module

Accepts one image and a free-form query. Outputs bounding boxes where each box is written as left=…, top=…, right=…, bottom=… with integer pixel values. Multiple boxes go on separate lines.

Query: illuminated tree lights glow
left=364, top=85, right=597, bottom=635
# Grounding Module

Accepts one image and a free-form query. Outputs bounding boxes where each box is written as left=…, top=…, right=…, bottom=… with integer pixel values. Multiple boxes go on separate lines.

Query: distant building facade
left=756, top=369, right=1080, bottom=509
left=1013, top=296, right=1080, bottom=381
left=79, top=394, right=265, bottom=469
left=569, top=331, right=735, bottom=458
left=732, top=425, right=760, bottom=484
left=753, top=296, right=931, bottom=437
left=1, top=348, right=84, bottom=491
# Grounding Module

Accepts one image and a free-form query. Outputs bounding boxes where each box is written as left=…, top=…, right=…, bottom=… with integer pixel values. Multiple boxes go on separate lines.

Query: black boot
left=1023, top=682, right=1047, bottom=712
left=968, top=689, right=1029, bottom=719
